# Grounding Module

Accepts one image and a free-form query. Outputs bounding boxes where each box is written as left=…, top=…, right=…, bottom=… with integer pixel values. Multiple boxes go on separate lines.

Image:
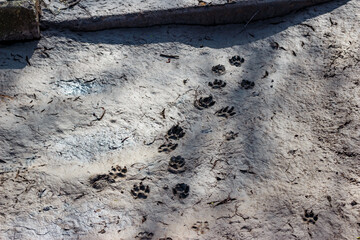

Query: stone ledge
left=41, top=0, right=334, bottom=31
left=0, top=0, right=40, bottom=41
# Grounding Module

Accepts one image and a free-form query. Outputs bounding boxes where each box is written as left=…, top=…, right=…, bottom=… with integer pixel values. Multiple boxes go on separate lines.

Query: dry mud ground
left=0, top=0, right=360, bottom=239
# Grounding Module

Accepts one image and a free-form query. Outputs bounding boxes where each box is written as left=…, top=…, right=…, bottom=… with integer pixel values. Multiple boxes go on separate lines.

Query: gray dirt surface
left=0, top=0, right=359, bottom=239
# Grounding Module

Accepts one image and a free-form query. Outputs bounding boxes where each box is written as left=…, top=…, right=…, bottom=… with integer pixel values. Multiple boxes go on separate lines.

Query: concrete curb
left=0, top=0, right=40, bottom=41
left=42, top=0, right=333, bottom=32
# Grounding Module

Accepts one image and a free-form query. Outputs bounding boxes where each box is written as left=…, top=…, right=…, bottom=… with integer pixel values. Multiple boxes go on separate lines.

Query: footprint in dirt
left=215, top=106, right=236, bottom=118
left=166, top=125, right=185, bottom=140
left=240, top=80, right=255, bottom=89
left=89, top=165, right=127, bottom=189
left=229, top=55, right=245, bottom=67
left=208, top=79, right=226, bottom=89
left=212, top=64, right=226, bottom=75
left=168, top=156, right=186, bottom=174
left=192, top=221, right=210, bottom=234
left=89, top=174, right=112, bottom=189
left=302, top=209, right=318, bottom=224
left=172, top=183, right=190, bottom=199
left=109, top=165, right=127, bottom=178
left=131, top=182, right=150, bottom=199
left=135, top=231, right=153, bottom=240
left=158, top=142, right=178, bottom=153
left=194, top=95, right=216, bottom=110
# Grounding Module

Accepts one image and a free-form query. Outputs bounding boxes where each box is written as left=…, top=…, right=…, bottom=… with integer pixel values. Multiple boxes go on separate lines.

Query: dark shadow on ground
left=0, top=40, right=38, bottom=70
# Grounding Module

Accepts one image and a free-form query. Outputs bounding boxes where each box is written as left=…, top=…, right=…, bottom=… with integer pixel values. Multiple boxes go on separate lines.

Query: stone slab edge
left=0, top=0, right=40, bottom=41
left=42, top=0, right=334, bottom=32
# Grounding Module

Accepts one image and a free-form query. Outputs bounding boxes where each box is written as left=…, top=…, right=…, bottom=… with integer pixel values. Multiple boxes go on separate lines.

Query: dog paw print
left=166, top=125, right=185, bottom=140
left=172, top=183, right=190, bottom=199
left=89, top=174, right=109, bottom=189
left=168, top=156, right=186, bottom=174
left=224, top=131, right=239, bottom=141
left=158, top=142, right=178, bottom=153
left=194, top=95, right=216, bottom=110
left=109, top=165, right=127, bottom=178
left=229, top=55, right=244, bottom=67
left=302, top=210, right=318, bottom=224
left=240, top=80, right=255, bottom=89
left=131, top=182, right=150, bottom=199
left=215, top=106, right=236, bottom=118
left=192, top=221, right=209, bottom=234
left=208, top=79, right=226, bottom=89
left=135, top=231, right=153, bottom=240
left=89, top=166, right=128, bottom=189
left=89, top=165, right=128, bottom=189
left=212, top=64, right=226, bottom=75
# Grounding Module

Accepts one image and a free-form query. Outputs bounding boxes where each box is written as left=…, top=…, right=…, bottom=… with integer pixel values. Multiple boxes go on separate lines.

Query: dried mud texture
left=0, top=0, right=360, bottom=239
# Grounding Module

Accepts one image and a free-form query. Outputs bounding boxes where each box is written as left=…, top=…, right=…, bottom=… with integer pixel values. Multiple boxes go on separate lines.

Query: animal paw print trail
left=192, top=221, right=210, bottom=234
left=166, top=125, right=185, bottom=140
left=131, top=182, right=150, bottom=199
left=215, top=106, right=236, bottom=118
left=212, top=64, right=226, bottom=75
left=135, top=231, right=153, bottom=240
left=158, top=142, right=178, bottom=153
left=302, top=209, right=318, bottom=224
left=241, top=79, right=255, bottom=89
left=109, top=165, right=127, bottom=178
left=90, top=165, right=127, bottom=189
left=168, top=156, right=186, bottom=174
left=208, top=79, right=226, bottom=89
left=159, top=125, right=185, bottom=153
left=173, top=183, right=190, bottom=199
left=194, top=95, right=216, bottom=110
left=229, top=55, right=245, bottom=67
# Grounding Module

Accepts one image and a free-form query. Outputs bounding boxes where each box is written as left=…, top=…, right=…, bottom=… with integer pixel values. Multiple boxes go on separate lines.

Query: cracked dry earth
left=0, top=0, right=360, bottom=239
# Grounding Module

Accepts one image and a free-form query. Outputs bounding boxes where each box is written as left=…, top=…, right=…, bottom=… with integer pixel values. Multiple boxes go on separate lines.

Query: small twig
left=14, top=114, right=26, bottom=120
left=160, top=54, right=179, bottom=59
left=160, top=109, right=166, bottom=119
left=193, top=86, right=200, bottom=102
left=239, top=169, right=256, bottom=174
left=84, top=78, right=96, bottom=83
left=60, top=0, right=81, bottom=10
left=74, top=193, right=85, bottom=201
left=121, top=136, right=130, bottom=144
left=208, top=194, right=236, bottom=207
left=0, top=94, right=14, bottom=100
left=239, top=10, right=259, bottom=34
left=300, top=23, right=315, bottom=31
left=90, top=107, right=106, bottom=125
left=143, top=137, right=162, bottom=146
left=158, top=221, right=169, bottom=226
left=25, top=56, right=31, bottom=66
left=211, top=159, right=225, bottom=170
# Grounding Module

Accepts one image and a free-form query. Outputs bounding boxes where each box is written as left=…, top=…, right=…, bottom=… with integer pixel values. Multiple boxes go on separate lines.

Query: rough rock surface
left=0, top=0, right=359, bottom=239
left=0, top=0, right=40, bottom=41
